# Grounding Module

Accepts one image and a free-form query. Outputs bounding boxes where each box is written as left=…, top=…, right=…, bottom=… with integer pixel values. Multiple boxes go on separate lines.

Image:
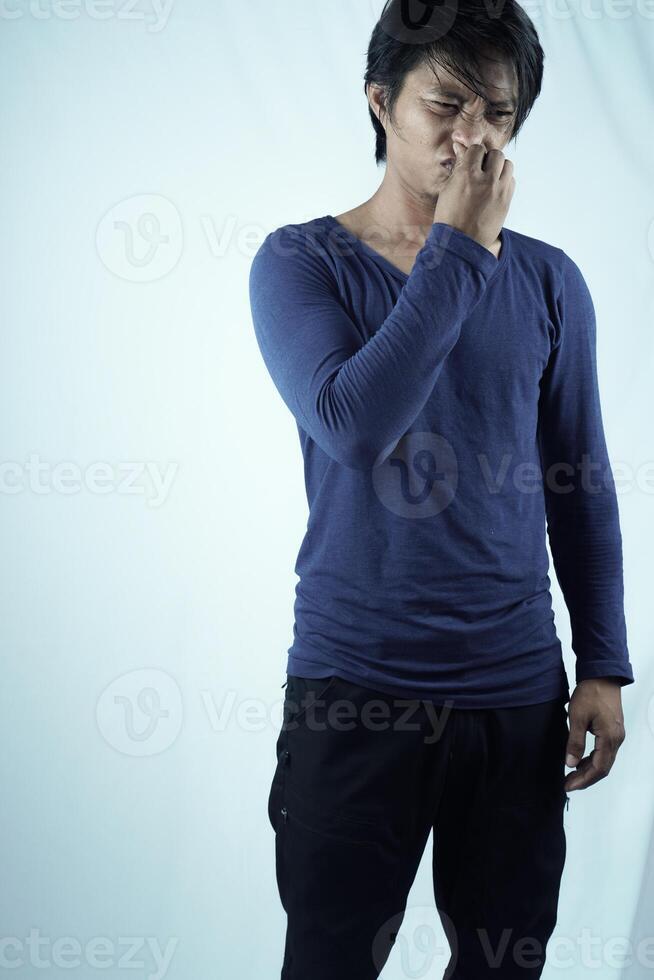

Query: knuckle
left=611, top=721, right=626, bottom=745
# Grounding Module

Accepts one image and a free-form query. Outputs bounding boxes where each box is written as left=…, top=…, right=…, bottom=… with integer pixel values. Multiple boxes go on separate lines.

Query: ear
left=366, top=82, right=387, bottom=127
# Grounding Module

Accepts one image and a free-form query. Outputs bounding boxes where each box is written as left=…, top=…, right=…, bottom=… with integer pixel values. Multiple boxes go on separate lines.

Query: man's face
left=370, top=54, right=518, bottom=200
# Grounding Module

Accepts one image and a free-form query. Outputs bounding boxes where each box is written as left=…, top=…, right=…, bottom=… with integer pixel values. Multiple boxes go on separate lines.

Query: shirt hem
left=286, top=649, right=570, bottom=710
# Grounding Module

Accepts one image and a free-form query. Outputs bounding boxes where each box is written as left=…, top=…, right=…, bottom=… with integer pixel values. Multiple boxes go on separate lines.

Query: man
left=249, top=1, right=634, bottom=977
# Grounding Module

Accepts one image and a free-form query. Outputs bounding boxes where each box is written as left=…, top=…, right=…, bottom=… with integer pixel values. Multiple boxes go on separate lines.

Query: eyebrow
left=427, top=87, right=516, bottom=109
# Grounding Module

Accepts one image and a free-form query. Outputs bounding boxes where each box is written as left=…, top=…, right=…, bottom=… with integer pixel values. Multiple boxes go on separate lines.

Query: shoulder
left=509, top=226, right=590, bottom=272
left=251, top=215, right=336, bottom=267
left=505, top=226, right=566, bottom=272
left=506, top=226, right=592, bottom=302
left=249, top=215, right=338, bottom=292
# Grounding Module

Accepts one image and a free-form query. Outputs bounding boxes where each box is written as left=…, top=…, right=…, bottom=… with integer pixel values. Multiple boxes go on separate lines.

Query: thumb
left=452, top=140, right=465, bottom=162
left=565, top=722, right=587, bottom=768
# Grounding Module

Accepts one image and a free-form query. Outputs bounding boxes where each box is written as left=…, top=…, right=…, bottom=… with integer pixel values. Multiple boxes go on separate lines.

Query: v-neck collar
left=322, top=213, right=510, bottom=281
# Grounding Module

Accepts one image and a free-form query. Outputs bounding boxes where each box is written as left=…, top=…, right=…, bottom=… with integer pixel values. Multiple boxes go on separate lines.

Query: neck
left=359, top=171, right=438, bottom=247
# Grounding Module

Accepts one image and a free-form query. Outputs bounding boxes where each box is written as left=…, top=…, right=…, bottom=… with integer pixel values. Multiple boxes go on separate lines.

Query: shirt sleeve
left=249, top=221, right=500, bottom=470
left=537, top=252, right=634, bottom=689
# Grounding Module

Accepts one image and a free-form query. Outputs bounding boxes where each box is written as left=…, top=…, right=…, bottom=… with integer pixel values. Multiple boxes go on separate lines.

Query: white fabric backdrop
left=1, top=1, right=652, bottom=977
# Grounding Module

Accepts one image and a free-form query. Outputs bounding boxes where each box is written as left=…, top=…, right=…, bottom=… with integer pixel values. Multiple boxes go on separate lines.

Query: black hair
left=364, top=0, right=544, bottom=165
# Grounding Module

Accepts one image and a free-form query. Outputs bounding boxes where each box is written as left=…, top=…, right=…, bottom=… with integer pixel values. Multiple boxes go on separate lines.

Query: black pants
left=268, top=673, right=570, bottom=980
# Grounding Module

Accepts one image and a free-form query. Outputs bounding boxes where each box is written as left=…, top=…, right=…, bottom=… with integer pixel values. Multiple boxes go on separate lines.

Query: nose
left=452, top=113, right=487, bottom=151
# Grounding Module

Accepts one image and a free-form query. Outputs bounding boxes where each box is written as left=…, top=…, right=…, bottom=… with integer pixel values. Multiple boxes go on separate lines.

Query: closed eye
left=429, top=100, right=513, bottom=118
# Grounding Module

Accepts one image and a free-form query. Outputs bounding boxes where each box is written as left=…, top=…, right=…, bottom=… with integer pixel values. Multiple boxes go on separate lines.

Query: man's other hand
left=565, top=677, right=626, bottom=791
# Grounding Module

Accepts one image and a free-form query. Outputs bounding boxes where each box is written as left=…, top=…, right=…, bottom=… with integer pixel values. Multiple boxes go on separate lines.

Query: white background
left=1, top=1, right=653, bottom=977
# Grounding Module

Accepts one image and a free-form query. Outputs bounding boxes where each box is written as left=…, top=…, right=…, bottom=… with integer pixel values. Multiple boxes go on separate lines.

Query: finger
left=565, top=719, right=587, bottom=769
left=565, top=755, right=599, bottom=791
left=460, top=143, right=487, bottom=169
left=565, top=737, right=615, bottom=791
left=451, top=140, right=468, bottom=169
left=499, top=157, right=514, bottom=183
left=481, top=148, right=505, bottom=179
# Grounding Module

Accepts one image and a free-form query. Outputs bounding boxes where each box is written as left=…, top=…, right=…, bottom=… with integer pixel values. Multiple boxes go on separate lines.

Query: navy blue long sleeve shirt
left=248, top=214, right=634, bottom=708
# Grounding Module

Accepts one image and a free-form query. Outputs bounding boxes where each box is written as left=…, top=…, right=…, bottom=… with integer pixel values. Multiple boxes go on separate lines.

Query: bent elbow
left=322, top=434, right=398, bottom=471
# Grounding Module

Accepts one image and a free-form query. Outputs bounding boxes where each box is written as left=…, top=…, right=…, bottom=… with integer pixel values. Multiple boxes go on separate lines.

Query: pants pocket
left=283, top=674, right=337, bottom=726
left=282, top=674, right=395, bottom=845
left=482, top=786, right=568, bottom=949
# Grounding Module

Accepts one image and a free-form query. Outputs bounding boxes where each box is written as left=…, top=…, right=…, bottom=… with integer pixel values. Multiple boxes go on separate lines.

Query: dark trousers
left=268, top=673, right=570, bottom=979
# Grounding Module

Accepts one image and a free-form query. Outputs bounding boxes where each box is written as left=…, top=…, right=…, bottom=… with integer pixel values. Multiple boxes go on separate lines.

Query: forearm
left=250, top=221, right=500, bottom=470
left=325, top=223, right=499, bottom=467
left=545, top=470, right=633, bottom=686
